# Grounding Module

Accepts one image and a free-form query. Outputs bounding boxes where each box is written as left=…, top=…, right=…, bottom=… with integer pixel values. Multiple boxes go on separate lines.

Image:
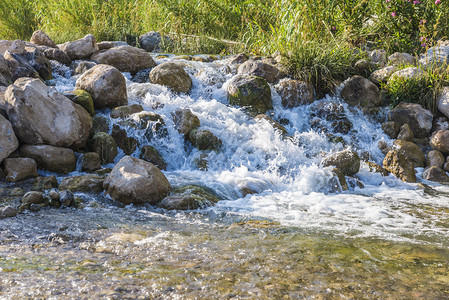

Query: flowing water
left=1, top=55, right=449, bottom=299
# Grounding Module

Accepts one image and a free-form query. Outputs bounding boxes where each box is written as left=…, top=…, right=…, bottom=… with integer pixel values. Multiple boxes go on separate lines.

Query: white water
left=49, top=56, right=449, bottom=244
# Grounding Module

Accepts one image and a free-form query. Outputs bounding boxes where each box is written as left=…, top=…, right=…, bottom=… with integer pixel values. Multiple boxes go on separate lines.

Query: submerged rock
left=103, top=156, right=171, bottom=205
left=76, top=64, right=128, bottom=109
left=274, top=79, right=314, bottom=108
left=4, top=157, right=38, bottom=182
left=388, top=102, right=433, bottom=138
left=159, top=185, right=220, bottom=210
left=341, top=75, right=381, bottom=108
left=91, top=45, right=156, bottom=74
left=397, top=124, right=414, bottom=141
left=149, top=62, right=192, bottom=93
left=59, top=174, right=105, bottom=193
left=321, top=150, right=360, bottom=176
left=227, top=74, right=272, bottom=114
left=172, top=108, right=200, bottom=136
left=58, top=34, right=99, bottom=60
left=437, top=86, right=449, bottom=119
left=20, top=145, right=76, bottom=174
left=189, top=129, right=222, bottom=151
left=5, top=77, right=92, bottom=149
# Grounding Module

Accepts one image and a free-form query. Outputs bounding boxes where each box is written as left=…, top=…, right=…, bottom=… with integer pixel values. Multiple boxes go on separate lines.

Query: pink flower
left=391, top=12, right=397, bottom=17
left=413, top=0, right=421, bottom=3
left=435, top=0, right=441, bottom=4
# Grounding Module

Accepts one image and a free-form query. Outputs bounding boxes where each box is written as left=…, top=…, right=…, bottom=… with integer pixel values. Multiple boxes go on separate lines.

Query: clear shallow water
left=1, top=55, right=449, bottom=298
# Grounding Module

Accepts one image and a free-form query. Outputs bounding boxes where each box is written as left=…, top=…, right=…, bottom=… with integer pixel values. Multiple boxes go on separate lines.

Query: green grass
left=1, top=0, right=449, bottom=98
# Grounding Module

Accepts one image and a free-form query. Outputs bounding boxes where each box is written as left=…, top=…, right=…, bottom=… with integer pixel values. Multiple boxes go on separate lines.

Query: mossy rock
left=59, top=174, right=105, bottom=193
left=188, top=129, right=222, bottom=151
left=32, top=175, right=58, bottom=191
left=227, top=74, right=272, bottom=114
left=66, top=89, right=95, bottom=116
left=88, top=132, right=118, bottom=164
left=159, top=185, right=221, bottom=210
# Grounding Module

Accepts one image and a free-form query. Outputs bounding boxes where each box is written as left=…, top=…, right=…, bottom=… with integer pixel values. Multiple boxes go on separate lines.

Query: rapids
left=1, top=54, right=448, bottom=298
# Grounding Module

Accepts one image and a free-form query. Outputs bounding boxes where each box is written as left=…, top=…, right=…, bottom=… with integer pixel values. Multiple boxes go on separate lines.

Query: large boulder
left=0, top=114, right=19, bottom=163
left=237, top=60, right=282, bottom=83
left=30, top=30, right=56, bottom=48
left=75, top=64, right=128, bottom=109
left=393, top=140, right=425, bottom=168
left=20, top=145, right=76, bottom=174
left=388, top=102, right=433, bottom=138
left=103, top=156, right=171, bottom=205
left=274, top=79, right=314, bottom=108
left=90, top=45, right=156, bottom=74
left=430, top=130, right=449, bottom=154
left=383, top=150, right=416, bottom=182
left=227, top=74, right=272, bottom=114
left=139, top=32, right=172, bottom=52
left=58, top=34, right=99, bottom=60
left=422, top=166, right=449, bottom=183
left=4, top=157, right=38, bottom=182
left=340, top=75, right=381, bottom=108
left=3, top=40, right=52, bottom=81
left=0, top=56, right=12, bottom=86
left=321, top=150, right=360, bottom=176
left=437, top=86, right=449, bottom=119
left=5, top=77, right=92, bottom=148
left=172, top=108, right=200, bottom=135
left=149, top=62, right=192, bottom=93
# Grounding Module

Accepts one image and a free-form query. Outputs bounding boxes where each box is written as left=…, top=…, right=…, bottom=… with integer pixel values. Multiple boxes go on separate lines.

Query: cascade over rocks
left=388, top=102, right=433, bottom=138
left=30, top=30, right=56, bottom=48
left=90, top=45, right=156, bottom=73
left=321, top=150, right=360, bottom=176
left=237, top=60, right=282, bottom=83
left=58, top=34, right=99, bottom=60
left=103, top=156, right=171, bottom=205
left=149, top=62, right=192, bottom=93
left=20, top=145, right=76, bottom=174
left=0, top=114, right=19, bottom=163
left=227, top=74, right=272, bottom=114
left=340, top=75, right=381, bottom=108
left=5, top=77, right=92, bottom=148
left=274, top=79, right=314, bottom=108
left=76, top=64, right=128, bottom=109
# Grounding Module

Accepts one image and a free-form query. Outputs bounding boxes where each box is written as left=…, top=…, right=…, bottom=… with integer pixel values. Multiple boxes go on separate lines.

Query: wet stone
left=110, top=104, right=143, bottom=119
left=0, top=206, right=18, bottom=218
left=81, top=152, right=101, bottom=172
left=188, top=129, right=222, bottom=151
left=139, top=146, right=167, bottom=170
left=88, top=132, right=118, bottom=164
left=111, top=125, right=138, bottom=155
left=59, top=190, right=74, bottom=206
left=32, top=175, right=58, bottom=191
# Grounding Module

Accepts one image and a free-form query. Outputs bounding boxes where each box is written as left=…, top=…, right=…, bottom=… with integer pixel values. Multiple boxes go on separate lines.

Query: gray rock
left=20, top=145, right=76, bottom=174
left=0, top=56, right=12, bottom=86
left=430, top=130, right=449, bottom=154
left=4, top=157, right=38, bottom=182
left=388, top=52, right=415, bottom=66
left=422, top=166, right=449, bottom=183
left=59, top=190, right=74, bottom=206
left=237, top=60, right=282, bottom=83
left=110, top=104, right=143, bottom=119
left=172, top=109, right=200, bottom=135
left=188, top=129, right=222, bottom=151
left=388, top=102, right=433, bottom=138
left=383, top=149, right=416, bottom=182
left=103, top=156, right=171, bottom=205
left=426, top=150, right=445, bottom=168
left=149, top=62, right=192, bottom=93
left=274, top=79, right=314, bottom=108
left=437, top=86, right=449, bottom=119
left=369, top=49, right=387, bottom=67
left=139, top=145, right=167, bottom=170
left=341, top=75, right=381, bottom=108
left=30, top=30, right=56, bottom=48
left=91, top=45, right=156, bottom=74
left=72, top=61, right=96, bottom=75
left=5, top=77, right=92, bottom=148
left=381, top=121, right=400, bottom=139
left=76, top=64, right=128, bottom=109
left=321, top=150, right=360, bottom=176
left=227, top=74, right=272, bottom=114
left=389, top=67, right=424, bottom=82
left=59, top=174, right=105, bottom=193
left=0, top=114, right=19, bottom=163
left=58, top=34, right=99, bottom=60
left=88, top=132, right=118, bottom=164
left=1, top=206, right=18, bottom=218
left=139, top=32, right=172, bottom=52
left=97, top=41, right=129, bottom=50
left=397, top=124, right=414, bottom=141
left=369, top=66, right=396, bottom=85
